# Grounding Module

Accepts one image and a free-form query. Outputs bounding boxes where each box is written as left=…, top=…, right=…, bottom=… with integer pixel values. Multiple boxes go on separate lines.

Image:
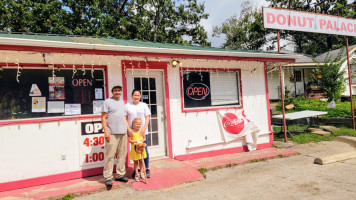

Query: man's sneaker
left=146, top=169, right=151, bottom=178
left=105, top=179, right=113, bottom=190
left=115, top=176, right=128, bottom=183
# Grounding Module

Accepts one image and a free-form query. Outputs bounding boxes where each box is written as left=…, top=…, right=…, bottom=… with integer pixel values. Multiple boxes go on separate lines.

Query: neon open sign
left=186, top=83, right=210, bottom=100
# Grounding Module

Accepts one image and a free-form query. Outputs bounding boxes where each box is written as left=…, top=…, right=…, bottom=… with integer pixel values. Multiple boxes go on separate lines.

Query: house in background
left=267, top=45, right=356, bottom=100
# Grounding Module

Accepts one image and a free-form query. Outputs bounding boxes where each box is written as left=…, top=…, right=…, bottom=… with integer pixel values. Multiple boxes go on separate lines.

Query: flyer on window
left=32, top=97, right=46, bottom=113
left=29, top=84, right=42, bottom=96
left=47, top=101, right=65, bottom=113
left=49, top=77, right=65, bottom=100
left=65, top=104, right=81, bottom=115
left=93, top=100, right=104, bottom=114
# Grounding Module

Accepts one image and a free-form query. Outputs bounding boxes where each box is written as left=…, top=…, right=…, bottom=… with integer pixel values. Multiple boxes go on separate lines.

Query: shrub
left=276, top=97, right=356, bottom=118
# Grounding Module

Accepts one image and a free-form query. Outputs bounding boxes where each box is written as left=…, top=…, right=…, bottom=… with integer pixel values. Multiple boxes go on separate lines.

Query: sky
left=198, top=0, right=268, bottom=48
left=200, top=0, right=355, bottom=48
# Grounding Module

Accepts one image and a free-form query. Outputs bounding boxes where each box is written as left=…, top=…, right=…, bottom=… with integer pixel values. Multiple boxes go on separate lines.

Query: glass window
left=351, top=64, right=356, bottom=83
left=0, top=67, right=105, bottom=120
left=295, top=70, right=302, bottom=82
left=181, top=70, right=241, bottom=110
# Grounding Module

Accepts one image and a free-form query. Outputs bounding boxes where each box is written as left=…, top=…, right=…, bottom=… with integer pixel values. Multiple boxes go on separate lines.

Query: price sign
left=79, top=121, right=106, bottom=167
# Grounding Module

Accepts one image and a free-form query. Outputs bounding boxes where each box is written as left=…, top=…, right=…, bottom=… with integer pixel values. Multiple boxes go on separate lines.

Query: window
left=0, top=67, right=105, bottom=121
left=294, top=70, right=302, bottom=82
left=181, top=69, right=242, bottom=111
left=351, top=64, right=356, bottom=83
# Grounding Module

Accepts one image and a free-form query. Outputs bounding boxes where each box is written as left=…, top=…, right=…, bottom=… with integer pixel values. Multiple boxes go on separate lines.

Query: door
left=126, top=69, right=167, bottom=158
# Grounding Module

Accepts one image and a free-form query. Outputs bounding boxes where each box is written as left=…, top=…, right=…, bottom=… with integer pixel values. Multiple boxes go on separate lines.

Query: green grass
left=333, top=127, right=356, bottom=136
left=291, top=133, right=334, bottom=144
left=198, top=167, right=207, bottom=178
left=274, top=124, right=356, bottom=144
left=62, top=194, right=75, bottom=200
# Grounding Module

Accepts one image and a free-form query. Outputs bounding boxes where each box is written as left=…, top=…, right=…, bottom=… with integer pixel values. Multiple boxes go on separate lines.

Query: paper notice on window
left=65, top=104, right=81, bottom=115
left=32, top=97, right=46, bottom=112
left=48, top=101, right=64, bottom=113
left=49, top=77, right=65, bottom=100
left=93, top=100, right=104, bottom=114
left=95, top=88, right=103, bottom=99
left=29, top=84, right=42, bottom=96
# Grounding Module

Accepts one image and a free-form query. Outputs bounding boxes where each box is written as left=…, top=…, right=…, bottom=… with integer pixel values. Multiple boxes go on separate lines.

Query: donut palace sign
left=263, top=7, right=356, bottom=37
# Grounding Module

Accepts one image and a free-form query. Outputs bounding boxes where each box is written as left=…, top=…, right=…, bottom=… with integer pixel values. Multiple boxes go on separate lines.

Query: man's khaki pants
left=103, top=134, right=127, bottom=180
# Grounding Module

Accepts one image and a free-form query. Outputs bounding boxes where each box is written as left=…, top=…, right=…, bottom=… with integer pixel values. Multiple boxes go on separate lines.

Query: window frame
left=351, top=63, right=356, bottom=84
left=179, top=67, right=243, bottom=112
left=0, top=62, right=108, bottom=125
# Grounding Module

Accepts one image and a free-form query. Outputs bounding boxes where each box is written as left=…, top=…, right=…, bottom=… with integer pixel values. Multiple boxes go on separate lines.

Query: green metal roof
left=0, top=32, right=285, bottom=55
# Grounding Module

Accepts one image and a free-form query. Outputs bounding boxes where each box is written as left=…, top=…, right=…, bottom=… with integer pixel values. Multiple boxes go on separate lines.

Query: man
left=102, top=84, right=128, bottom=190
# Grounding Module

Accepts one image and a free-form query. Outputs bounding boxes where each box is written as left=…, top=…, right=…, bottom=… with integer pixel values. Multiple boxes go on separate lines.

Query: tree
left=311, top=49, right=347, bottom=101
left=212, top=1, right=271, bottom=50
left=0, top=0, right=210, bottom=46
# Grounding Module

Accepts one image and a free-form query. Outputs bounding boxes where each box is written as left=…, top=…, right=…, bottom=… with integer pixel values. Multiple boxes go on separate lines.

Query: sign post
left=263, top=6, right=356, bottom=130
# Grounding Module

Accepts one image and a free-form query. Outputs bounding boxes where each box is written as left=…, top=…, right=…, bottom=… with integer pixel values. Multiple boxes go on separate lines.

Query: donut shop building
left=0, top=33, right=296, bottom=191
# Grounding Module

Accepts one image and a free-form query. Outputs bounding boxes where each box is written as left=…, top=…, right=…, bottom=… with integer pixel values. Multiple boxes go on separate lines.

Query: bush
left=276, top=96, right=356, bottom=118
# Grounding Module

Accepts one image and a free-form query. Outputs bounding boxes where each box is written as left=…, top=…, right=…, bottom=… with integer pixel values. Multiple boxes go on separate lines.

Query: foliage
left=212, top=1, right=271, bottom=50
left=0, top=0, right=210, bottom=46
left=276, top=96, right=356, bottom=118
left=311, top=49, right=347, bottom=101
left=266, top=0, right=356, bottom=54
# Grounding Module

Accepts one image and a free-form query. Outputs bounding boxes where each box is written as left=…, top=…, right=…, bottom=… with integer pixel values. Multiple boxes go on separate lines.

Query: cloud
left=198, top=0, right=268, bottom=47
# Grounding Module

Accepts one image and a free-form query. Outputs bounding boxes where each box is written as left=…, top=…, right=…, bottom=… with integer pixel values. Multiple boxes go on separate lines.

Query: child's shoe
left=135, top=174, right=140, bottom=182
left=140, top=173, right=145, bottom=179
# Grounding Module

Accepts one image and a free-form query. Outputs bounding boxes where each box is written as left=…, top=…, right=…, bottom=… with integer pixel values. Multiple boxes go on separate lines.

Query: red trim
left=264, top=62, right=273, bottom=139
left=0, top=63, right=108, bottom=126
left=174, top=141, right=272, bottom=161
left=121, top=60, right=173, bottom=158
left=0, top=167, right=103, bottom=192
left=179, top=67, right=243, bottom=112
left=0, top=44, right=295, bottom=63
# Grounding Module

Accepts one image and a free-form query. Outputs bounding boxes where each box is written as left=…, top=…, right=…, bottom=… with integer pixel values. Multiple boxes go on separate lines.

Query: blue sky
left=198, top=0, right=268, bottom=47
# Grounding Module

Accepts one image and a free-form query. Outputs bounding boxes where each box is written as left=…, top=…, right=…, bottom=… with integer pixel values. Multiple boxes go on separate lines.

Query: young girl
left=129, top=118, right=147, bottom=181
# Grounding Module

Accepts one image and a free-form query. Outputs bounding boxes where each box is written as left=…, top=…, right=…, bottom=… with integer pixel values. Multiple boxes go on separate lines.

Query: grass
left=62, top=194, right=75, bottom=200
left=273, top=125, right=356, bottom=144
left=333, top=127, right=356, bottom=136
left=198, top=167, right=207, bottom=178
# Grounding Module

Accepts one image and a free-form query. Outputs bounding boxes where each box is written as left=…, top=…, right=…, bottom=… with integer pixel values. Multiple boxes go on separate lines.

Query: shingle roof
left=313, top=44, right=356, bottom=63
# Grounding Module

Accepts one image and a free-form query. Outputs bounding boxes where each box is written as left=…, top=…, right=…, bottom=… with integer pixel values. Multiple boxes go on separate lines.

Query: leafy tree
left=311, top=49, right=347, bottom=101
left=0, top=0, right=210, bottom=46
left=212, top=1, right=271, bottom=50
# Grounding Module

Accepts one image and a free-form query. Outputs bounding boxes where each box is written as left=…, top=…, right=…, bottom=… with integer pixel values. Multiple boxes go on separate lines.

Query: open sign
left=186, top=83, right=210, bottom=100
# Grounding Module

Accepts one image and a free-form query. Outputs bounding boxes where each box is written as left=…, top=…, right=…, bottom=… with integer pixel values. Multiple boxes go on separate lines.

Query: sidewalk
left=0, top=147, right=297, bottom=200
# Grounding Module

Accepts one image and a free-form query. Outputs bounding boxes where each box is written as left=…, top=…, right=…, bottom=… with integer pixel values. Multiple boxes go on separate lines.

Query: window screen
left=182, top=70, right=241, bottom=110
left=0, top=68, right=105, bottom=120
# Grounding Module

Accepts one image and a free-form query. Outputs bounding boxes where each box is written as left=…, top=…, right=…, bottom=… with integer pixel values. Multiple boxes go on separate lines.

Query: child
left=129, top=118, right=147, bottom=181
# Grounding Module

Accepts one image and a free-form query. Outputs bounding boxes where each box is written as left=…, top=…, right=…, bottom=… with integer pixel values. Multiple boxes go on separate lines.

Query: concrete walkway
left=0, top=148, right=297, bottom=200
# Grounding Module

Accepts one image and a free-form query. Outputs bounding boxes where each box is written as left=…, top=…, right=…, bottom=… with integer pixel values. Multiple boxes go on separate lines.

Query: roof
left=0, top=32, right=297, bottom=60
left=313, top=44, right=356, bottom=63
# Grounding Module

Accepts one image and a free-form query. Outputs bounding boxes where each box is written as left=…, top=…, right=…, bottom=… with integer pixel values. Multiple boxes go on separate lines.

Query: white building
left=267, top=45, right=356, bottom=100
left=0, top=32, right=296, bottom=191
